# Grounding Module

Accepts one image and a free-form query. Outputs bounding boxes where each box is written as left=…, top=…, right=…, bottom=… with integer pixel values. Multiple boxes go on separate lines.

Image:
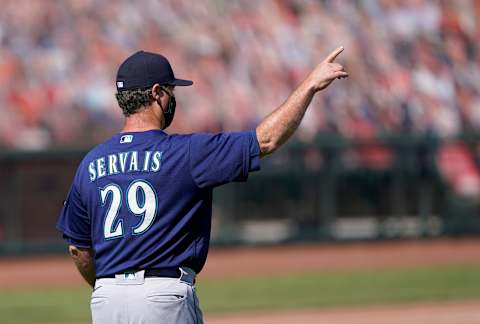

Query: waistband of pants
left=97, top=267, right=196, bottom=285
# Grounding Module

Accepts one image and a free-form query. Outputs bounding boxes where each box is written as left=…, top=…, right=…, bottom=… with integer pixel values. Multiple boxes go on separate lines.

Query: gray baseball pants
left=91, top=267, right=203, bottom=324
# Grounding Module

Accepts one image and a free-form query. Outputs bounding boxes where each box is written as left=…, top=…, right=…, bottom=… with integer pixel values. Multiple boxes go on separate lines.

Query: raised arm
left=256, top=47, right=348, bottom=157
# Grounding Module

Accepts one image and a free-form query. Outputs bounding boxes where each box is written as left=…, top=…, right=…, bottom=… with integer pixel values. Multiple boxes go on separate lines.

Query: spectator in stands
left=0, top=0, right=478, bottom=150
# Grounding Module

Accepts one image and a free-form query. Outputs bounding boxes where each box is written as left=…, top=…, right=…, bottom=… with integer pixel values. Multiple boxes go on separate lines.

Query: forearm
left=68, top=245, right=96, bottom=288
left=255, top=47, right=347, bottom=157
left=256, top=79, right=315, bottom=157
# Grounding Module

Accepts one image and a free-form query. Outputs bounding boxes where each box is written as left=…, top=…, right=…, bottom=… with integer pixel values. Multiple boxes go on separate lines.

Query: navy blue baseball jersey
left=56, top=130, right=260, bottom=277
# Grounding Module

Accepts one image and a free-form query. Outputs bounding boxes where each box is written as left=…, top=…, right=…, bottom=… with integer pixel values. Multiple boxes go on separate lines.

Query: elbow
left=68, top=245, right=96, bottom=287
left=256, top=127, right=280, bottom=157
left=68, top=245, right=94, bottom=265
left=258, top=139, right=279, bottom=157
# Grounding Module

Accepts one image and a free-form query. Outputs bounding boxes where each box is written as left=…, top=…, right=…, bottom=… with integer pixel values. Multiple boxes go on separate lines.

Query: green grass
left=2, top=264, right=480, bottom=323
left=0, top=287, right=90, bottom=324
left=197, top=264, right=480, bottom=313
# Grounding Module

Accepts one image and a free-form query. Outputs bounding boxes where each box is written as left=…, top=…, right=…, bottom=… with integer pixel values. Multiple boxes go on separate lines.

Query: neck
left=121, top=110, right=164, bottom=133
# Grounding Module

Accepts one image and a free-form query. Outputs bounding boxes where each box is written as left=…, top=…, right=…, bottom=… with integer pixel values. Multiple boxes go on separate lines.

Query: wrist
left=301, top=75, right=318, bottom=95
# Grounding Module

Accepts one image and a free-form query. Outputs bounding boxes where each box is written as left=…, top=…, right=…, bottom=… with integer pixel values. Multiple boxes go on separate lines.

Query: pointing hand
left=306, top=46, right=348, bottom=92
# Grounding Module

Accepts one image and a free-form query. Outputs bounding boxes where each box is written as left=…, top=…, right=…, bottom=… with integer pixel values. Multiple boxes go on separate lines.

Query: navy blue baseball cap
left=116, top=50, right=193, bottom=91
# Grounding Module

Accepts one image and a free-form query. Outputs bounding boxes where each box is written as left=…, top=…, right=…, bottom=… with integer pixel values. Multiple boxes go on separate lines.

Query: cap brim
left=169, top=78, right=193, bottom=86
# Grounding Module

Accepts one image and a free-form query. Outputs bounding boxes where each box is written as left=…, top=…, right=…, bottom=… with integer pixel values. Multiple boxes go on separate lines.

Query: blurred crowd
left=0, top=0, right=479, bottom=150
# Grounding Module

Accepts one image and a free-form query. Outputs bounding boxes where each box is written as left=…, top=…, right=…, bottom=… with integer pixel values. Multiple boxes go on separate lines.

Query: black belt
left=98, top=268, right=181, bottom=279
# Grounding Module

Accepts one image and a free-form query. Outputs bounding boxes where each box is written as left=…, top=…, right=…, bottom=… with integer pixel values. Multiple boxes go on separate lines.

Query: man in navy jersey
left=57, top=48, right=347, bottom=323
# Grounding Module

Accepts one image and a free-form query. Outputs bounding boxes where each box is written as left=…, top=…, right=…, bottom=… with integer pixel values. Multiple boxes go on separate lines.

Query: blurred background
left=1, top=0, right=480, bottom=323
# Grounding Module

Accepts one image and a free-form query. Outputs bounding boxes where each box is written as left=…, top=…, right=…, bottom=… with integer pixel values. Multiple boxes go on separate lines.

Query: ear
left=151, top=84, right=163, bottom=100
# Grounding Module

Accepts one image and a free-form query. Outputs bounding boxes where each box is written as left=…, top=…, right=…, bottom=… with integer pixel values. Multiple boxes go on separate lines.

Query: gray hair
left=115, top=88, right=154, bottom=116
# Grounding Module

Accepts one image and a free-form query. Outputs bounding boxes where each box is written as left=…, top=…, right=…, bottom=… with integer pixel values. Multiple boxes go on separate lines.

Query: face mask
left=161, top=91, right=176, bottom=130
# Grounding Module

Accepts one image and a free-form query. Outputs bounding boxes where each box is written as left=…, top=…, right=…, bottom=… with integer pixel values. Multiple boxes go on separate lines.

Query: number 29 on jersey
left=100, top=180, right=157, bottom=239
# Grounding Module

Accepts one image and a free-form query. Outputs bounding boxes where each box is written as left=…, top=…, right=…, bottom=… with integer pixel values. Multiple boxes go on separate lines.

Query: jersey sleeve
left=189, top=130, right=261, bottom=188
left=56, top=179, right=92, bottom=248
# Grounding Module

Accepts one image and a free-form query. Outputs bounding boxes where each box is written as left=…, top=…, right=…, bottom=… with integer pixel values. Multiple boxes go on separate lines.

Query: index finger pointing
left=324, top=46, right=344, bottom=63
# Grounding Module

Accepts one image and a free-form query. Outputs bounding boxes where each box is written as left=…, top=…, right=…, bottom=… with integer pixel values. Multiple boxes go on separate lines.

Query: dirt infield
left=0, top=238, right=479, bottom=289
left=1, top=238, right=480, bottom=323
left=201, top=238, right=480, bottom=279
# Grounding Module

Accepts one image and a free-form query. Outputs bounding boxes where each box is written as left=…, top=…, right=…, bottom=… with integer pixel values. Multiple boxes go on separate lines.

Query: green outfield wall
left=1, top=134, right=480, bottom=254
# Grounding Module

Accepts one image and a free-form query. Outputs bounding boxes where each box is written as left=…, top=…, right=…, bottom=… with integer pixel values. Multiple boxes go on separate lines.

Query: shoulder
left=164, top=133, right=194, bottom=143
left=74, top=137, right=116, bottom=183
left=189, top=131, right=258, bottom=157
left=79, top=138, right=112, bottom=166
left=189, top=131, right=257, bottom=145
